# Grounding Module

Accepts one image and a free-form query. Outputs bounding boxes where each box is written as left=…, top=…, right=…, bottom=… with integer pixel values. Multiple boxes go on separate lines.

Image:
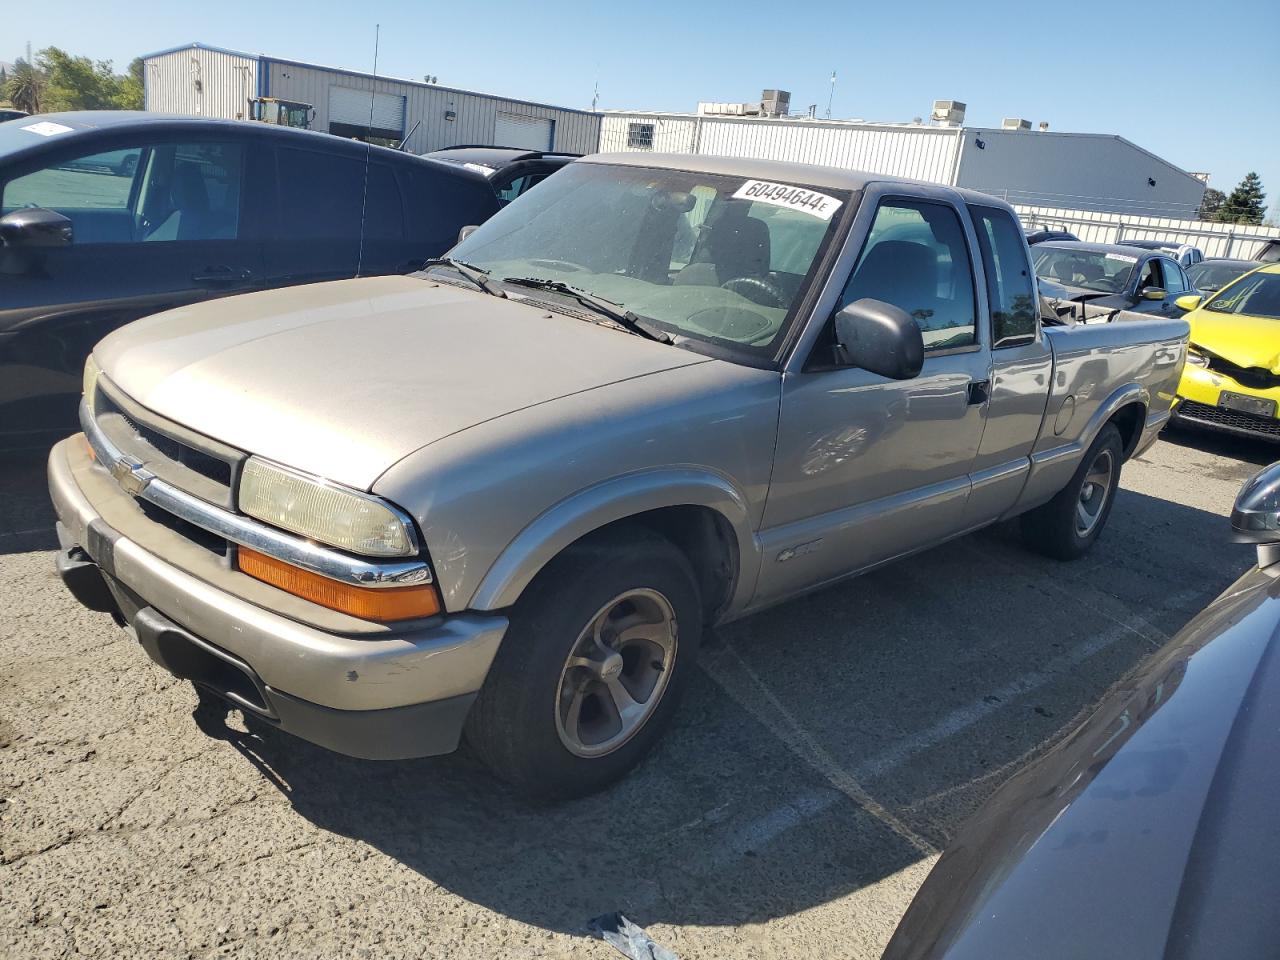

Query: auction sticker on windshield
left=733, top=180, right=843, bottom=221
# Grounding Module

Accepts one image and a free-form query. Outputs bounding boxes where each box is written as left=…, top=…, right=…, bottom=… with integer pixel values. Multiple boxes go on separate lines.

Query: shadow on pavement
left=1160, top=421, right=1278, bottom=469
left=0, top=447, right=58, bottom=554
left=192, top=485, right=1254, bottom=935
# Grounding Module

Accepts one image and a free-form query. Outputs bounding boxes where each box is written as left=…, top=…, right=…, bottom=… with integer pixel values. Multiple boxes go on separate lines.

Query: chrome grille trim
left=81, top=402, right=433, bottom=588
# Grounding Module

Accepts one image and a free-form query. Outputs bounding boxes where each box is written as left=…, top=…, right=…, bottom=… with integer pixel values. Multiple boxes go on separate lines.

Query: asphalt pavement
left=0, top=425, right=1270, bottom=959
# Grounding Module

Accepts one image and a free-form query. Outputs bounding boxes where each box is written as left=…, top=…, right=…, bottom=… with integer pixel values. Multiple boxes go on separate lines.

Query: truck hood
left=1189, top=310, right=1280, bottom=373
left=95, top=275, right=710, bottom=489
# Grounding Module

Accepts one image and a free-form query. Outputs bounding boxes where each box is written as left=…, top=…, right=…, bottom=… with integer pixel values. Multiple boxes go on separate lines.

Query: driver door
left=0, top=136, right=266, bottom=449
left=755, top=192, right=992, bottom=605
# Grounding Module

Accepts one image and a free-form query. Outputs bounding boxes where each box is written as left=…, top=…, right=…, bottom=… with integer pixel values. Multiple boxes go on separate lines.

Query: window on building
left=627, top=122, right=655, bottom=150
left=840, top=199, right=977, bottom=351
left=969, top=204, right=1037, bottom=346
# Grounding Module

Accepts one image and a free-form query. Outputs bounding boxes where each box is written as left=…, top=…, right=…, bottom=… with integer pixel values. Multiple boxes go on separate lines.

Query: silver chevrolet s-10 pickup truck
left=48, top=153, right=1189, bottom=797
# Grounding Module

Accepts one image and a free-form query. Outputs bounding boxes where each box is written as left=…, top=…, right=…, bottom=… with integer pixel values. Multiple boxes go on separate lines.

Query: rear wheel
left=1021, top=423, right=1123, bottom=560
left=466, top=527, right=701, bottom=799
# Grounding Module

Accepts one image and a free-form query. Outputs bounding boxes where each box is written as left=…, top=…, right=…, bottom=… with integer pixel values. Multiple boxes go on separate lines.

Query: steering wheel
left=527, top=258, right=590, bottom=273
left=720, top=276, right=787, bottom=308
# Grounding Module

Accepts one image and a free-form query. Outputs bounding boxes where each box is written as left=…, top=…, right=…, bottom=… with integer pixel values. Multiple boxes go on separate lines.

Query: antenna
left=826, top=70, right=836, bottom=119
left=355, top=23, right=380, bottom=277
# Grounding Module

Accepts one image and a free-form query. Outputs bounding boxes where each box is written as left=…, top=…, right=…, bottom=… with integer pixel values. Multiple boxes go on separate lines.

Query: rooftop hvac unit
left=931, top=100, right=966, bottom=126
left=1002, top=117, right=1031, bottom=131
left=761, top=89, right=791, bottom=117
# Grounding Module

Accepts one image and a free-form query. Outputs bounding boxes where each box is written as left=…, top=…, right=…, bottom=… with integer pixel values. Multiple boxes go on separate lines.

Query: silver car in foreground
left=49, top=154, right=1189, bottom=797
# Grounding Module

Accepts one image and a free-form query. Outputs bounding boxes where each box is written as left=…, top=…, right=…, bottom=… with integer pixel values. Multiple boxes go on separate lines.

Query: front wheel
left=465, top=528, right=702, bottom=799
left=1021, top=423, right=1123, bottom=560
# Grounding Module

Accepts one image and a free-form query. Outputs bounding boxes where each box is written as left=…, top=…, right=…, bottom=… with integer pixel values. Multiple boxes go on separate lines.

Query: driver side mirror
left=833, top=298, right=924, bottom=380
left=1175, top=294, right=1203, bottom=312
left=457, top=224, right=479, bottom=244
left=0, top=207, right=73, bottom=248
left=1140, top=285, right=1166, bottom=301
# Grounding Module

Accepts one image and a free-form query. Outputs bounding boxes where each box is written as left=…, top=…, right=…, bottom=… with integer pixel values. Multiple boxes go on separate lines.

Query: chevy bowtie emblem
left=110, top=457, right=153, bottom=497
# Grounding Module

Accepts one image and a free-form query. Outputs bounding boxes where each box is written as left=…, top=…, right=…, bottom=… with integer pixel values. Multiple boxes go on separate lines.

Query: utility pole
left=826, top=70, right=836, bottom=119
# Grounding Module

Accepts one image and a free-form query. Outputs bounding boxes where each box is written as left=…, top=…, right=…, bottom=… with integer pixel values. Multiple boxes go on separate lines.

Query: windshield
left=445, top=162, right=851, bottom=361
left=1033, top=247, right=1137, bottom=294
left=1187, top=261, right=1254, bottom=292
left=1204, top=271, right=1280, bottom=319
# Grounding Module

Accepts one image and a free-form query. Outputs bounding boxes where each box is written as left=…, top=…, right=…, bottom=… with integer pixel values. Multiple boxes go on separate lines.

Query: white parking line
left=700, top=585, right=1201, bottom=863
left=851, top=586, right=1198, bottom=783
left=700, top=642, right=936, bottom=856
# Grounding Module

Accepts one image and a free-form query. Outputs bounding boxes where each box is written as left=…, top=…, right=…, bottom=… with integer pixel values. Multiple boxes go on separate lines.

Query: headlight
left=238, top=457, right=418, bottom=557
left=83, top=355, right=101, bottom=406
left=1186, top=348, right=1210, bottom=368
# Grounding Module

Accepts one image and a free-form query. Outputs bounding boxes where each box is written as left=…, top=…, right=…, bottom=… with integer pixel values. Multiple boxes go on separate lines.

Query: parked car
left=1117, top=237, right=1205, bottom=268
left=883, top=460, right=1280, bottom=960
left=48, top=154, right=1188, bottom=798
left=0, top=108, right=30, bottom=123
left=1254, top=237, right=1280, bottom=263
left=1186, top=256, right=1258, bottom=293
left=1169, top=264, right=1280, bottom=441
left=424, top=145, right=577, bottom=205
left=1022, top=223, right=1078, bottom=245
left=0, top=111, right=500, bottom=452
left=1033, top=240, right=1198, bottom=320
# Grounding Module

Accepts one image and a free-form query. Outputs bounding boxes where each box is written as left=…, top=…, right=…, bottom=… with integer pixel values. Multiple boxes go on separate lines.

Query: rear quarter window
left=400, top=162, right=500, bottom=248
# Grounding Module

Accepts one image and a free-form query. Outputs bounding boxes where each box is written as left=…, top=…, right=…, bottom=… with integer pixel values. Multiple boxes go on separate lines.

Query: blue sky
left=6, top=0, right=1275, bottom=211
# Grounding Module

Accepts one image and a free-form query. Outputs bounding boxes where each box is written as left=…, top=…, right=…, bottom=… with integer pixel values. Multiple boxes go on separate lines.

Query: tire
left=465, top=526, right=702, bottom=800
left=1021, top=423, right=1124, bottom=560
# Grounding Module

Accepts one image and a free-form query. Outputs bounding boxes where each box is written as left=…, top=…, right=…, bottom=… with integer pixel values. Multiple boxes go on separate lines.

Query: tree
left=114, top=57, right=144, bottom=110
left=1219, top=173, right=1267, bottom=225
left=38, top=47, right=122, bottom=111
left=5, top=58, right=44, bottom=113
left=1198, top=187, right=1226, bottom=221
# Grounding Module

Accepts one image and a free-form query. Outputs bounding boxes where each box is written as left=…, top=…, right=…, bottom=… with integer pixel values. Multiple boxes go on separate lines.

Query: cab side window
left=1163, top=259, right=1189, bottom=294
left=2, top=147, right=144, bottom=243
left=840, top=198, right=977, bottom=350
left=1135, top=259, right=1162, bottom=292
left=968, top=205, right=1037, bottom=347
left=139, top=142, right=243, bottom=242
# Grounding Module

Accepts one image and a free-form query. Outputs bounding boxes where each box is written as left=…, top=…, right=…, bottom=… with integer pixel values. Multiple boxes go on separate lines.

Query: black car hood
left=884, top=564, right=1280, bottom=960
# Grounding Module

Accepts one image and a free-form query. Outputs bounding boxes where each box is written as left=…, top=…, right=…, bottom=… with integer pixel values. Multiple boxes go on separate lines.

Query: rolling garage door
left=328, top=86, right=406, bottom=140
left=494, top=112, right=554, bottom=151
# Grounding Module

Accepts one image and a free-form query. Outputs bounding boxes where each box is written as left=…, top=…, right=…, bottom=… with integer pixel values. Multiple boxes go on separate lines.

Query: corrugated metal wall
left=598, top=114, right=963, bottom=183
left=1013, top=204, right=1280, bottom=259
left=956, top=129, right=1207, bottom=218
left=266, top=61, right=600, bottom=154
left=144, top=47, right=258, bottom=119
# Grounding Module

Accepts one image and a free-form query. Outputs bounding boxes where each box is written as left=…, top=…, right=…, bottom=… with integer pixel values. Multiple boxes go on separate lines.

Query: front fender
left=469, top=467, right=760, bottom=613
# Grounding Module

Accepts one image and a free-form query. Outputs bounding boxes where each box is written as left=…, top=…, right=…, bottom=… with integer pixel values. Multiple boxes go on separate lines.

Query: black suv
left=0, top=112, right=500, bottom=452
left=424, top=146, right=577, bottom=205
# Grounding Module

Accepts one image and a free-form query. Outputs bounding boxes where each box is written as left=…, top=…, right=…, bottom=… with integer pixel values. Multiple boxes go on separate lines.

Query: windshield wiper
left=421, top=258, right=508, bottom=299
left=503, top=277, right=672, bottom=344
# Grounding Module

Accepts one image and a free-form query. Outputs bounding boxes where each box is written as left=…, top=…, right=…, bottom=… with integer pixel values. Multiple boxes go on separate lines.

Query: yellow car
left=1172, top=263, right=1280, bottom=441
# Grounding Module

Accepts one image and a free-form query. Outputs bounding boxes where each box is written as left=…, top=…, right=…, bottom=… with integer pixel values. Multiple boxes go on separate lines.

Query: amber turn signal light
left=237, top=547, right=441, bottom=622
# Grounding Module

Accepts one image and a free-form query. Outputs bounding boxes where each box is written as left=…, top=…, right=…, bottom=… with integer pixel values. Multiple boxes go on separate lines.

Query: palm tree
left=6, top=59, right=44, bottom=114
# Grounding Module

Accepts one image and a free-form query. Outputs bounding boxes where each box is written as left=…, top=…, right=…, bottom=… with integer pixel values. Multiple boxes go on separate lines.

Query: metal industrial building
left=599, top=98, right=1207, bottom=218
left=141, top=48, right=1207, bottom=220
left=141, top=42, right=601, bottom=155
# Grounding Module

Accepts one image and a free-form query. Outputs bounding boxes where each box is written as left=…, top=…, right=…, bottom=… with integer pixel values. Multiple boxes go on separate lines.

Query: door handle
left=192, top=266, right=252, bottom=283
left=967, top=380, right=991, bottom=406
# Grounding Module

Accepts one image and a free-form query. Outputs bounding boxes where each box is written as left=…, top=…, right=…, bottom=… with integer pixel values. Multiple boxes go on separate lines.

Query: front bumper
left=1174, top=365, right=1280, bottom=442
left=48, top=435, right=508, bottom=759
